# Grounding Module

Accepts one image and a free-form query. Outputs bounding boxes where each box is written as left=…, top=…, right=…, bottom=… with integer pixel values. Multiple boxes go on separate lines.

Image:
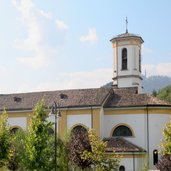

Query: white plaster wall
left=67, top=114, right=91, bottom=129
left=103, top=114, right=146, bottom=149
left=8, top=117, right=27, bottom=130
left=148, top=113, right=170, bottom=169
left=118, top=156, right=145, bottom=171
left=113, top=43, right=142, bottom=92
left=119, top=158, right=134, bottom=171
left=118, top=77, right=142, bottom=93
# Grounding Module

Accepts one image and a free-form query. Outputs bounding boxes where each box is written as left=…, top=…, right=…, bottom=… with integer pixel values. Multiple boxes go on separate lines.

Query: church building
left=0, top=29, right=171, bottom=171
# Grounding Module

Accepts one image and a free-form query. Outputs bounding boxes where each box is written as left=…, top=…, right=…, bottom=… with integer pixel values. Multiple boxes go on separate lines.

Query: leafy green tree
left=7, top=130, right=26, bottom=171
left=57, top=136, right=71, bottom=171
left=157, top=85, right=171, bottom=103
left=81, top=129, right=120, bottom=171
left=152, top=89, right=157, bottom=97
left=160, top=118, right=171, bottom=155
left=20, top=100, right=54, bottom=171
left=0, top=111, right=10, bottom=168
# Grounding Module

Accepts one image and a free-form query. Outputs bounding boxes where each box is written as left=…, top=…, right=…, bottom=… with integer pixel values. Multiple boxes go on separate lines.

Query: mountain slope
left=102, top=75, right=171, bottom=93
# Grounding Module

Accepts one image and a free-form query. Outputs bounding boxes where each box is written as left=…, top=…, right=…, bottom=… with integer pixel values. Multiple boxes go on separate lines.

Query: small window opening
left=153, top=149, right=158, bottom=165
left=48, top=128, right=54, bottom=135
left=119, top=165, right=125, bottom=171
left=14, top=97, right=22, bottom=102
left=122, top=48, right=127, bottom=70
left=11, top=127, right=19, bottom=134
left=60, top=93, right=68, bottom=99
left=113, top=125, right=133, bottom=137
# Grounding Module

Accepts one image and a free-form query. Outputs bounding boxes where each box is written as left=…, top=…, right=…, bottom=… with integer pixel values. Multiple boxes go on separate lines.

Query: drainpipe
left=146, top=104, right=149, bottom=169
left=133, top=152, right=135, bottom=171
left=91, top=106, right=93, bottom=129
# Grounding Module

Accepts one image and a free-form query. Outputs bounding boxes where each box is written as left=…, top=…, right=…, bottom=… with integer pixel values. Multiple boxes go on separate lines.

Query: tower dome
left=110, top=32, right=144, bottom=93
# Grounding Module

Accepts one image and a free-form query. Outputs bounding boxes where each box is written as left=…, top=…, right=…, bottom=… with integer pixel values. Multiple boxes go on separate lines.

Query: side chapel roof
left=104, top=137, right=146, bottom=153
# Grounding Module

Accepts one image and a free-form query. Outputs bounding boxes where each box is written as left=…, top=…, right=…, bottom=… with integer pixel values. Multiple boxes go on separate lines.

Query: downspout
left=146, top=104, right=149, bottom=169
left=91, top=106, right=93, bottom=129
left=133, top=152, right=135, bottom=171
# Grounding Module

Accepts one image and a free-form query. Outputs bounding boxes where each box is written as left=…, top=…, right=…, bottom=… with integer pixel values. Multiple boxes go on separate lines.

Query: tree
left=160, top=119, right=171, bottom=155
left=156, top=154, right=171, bottom=171
left=0, top=111, right=10, bottom=168
left=67, top=127, right=92, bottom=170
left=20, top=100, right=54, bottom=171
left=7, top=130, right=26, bottom=171
left=157, top=85, right=171, bottom=103
left=57, top=136, right=71, bottom=171
left=155, top=118, right=171, bottom=170
left=81, top=129, right=120, bottom=171
left=152, top=89, right=157, bottom=97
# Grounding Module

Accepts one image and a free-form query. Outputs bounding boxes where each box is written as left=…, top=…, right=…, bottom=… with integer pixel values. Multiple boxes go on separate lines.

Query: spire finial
left=126, top=17, right=128, bottom=33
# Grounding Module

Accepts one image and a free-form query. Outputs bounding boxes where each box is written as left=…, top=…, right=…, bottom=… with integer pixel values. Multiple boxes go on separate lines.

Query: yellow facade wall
left=58, top=108, right=101, bottom=137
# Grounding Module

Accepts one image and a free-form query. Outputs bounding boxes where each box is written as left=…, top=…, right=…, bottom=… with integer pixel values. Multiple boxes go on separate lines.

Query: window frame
left=111, top=124, right=134, bottom=137
left=121, top=48, right=128, bottom=70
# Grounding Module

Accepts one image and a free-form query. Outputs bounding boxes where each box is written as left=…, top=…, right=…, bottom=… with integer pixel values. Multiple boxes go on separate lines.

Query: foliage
left=57, top=136, right=71, bottom=171
left=67, top=127, right=92, bottom=170
left=7, top=130, right=26, bottom=171
left=155, top=154, right=171, bottom=171
left=19, top=100, right=54, bottom=171
left=156, top=118, right=171, bottom=171
left=160, top=119, right=171, bottom=155
left=81, top=129, right=120, bottom=171
left=141, top=155, right=149, bottom=171
left=152, top=89, right=157, bottom=97
left=157, top=85, right=171, bottom=103
left=0, top=111, right=10, bottom=168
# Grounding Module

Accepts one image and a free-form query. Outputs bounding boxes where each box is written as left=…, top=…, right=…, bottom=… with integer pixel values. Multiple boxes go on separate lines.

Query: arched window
left=139, top=49, right=141, bottom=72
left=153, top=149, right=158, bottom=165
left=119, top=165, right=125, bottom=171
left=112, top=125, right=133, bottom=137
left=11, top=127, right=19, bottom=134
left=122, top=48, right=127, bottom=70
left=71, top=125, right=87, bottom=135
left=48, top=128, right=54, bottom=135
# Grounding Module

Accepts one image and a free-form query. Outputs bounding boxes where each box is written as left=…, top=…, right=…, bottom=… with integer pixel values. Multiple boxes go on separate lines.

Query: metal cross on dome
left=126, top=17, right=128, bottom=33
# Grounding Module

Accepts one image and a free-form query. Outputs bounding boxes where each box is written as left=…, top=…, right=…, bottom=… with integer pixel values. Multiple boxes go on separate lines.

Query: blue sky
left=0, top=0, right=171, bottom=93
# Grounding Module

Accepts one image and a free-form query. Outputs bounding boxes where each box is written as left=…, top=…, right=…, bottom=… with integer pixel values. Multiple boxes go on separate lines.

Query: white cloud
left=11, top=0, right=55, bottom=69
left=142, top=63, right=171, bottom=77
left=15, top=68, right=112, bottom=93
left=56, top=19, right=69, bottom=31
left=57, top=68, right=112, bottom=89
left=80, top=28, right=98, bottom=44
left=38, top=10, right=52, bottom=19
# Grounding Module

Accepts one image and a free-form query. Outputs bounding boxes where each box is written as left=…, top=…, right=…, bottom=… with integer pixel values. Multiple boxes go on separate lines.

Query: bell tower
left=110, top=23, right=144, bottom=93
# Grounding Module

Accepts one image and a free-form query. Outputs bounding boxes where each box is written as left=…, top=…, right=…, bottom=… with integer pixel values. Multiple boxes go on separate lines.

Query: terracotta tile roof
left=104, top=137, right=146, bottom=153
left=104, top=87, right=170, bottom=108
left=0, top=88, right=111, bottom=111
left=0, top=87, right=170, bottom=111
